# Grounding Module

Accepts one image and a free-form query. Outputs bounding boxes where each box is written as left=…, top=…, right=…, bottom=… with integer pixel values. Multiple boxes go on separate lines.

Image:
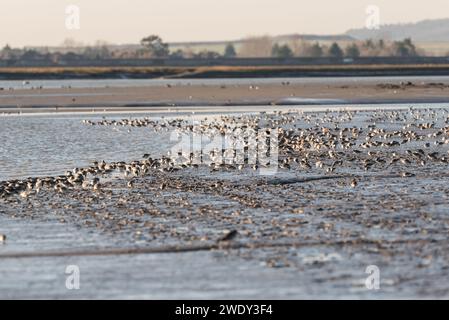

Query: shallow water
left=0, top=113, right=174, bottom=181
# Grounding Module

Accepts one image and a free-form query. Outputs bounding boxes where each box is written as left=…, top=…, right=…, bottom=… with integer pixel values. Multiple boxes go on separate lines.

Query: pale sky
left=1, top=0, right=448, bottom=47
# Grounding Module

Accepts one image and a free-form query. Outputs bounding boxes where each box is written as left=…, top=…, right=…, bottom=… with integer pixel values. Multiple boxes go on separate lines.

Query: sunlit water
left=1, top=102, right=449, bottom=181
left=0, top=113, right=175, bottom=181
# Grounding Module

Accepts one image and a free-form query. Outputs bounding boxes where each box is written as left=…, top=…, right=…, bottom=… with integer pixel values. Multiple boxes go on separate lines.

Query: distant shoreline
left=2, top=100, right=449, bottom=115
left=2, top=77, right=449, bottom=113
left=2, top=64, right=449, bottom=80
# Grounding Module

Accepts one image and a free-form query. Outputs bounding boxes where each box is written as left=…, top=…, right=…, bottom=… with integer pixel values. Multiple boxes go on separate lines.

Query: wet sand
left=1, top=105, right=449, bottom=298
left=1, top=78, right=449, bottom=111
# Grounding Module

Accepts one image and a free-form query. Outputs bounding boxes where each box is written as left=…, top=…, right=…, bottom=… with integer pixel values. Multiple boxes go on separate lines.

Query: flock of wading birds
left=1, top=108, right=449, bottom=203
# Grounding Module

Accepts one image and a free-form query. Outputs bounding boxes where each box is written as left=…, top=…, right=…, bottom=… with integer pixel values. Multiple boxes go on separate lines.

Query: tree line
left=0, top=35, right=430, bottom=62
left=242, top=37, right=421, bottom=58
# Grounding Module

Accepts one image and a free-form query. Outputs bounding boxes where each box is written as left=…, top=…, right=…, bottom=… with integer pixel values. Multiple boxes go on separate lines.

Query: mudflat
left=1, top=78, right=449, bottom=111
left=1, top=105, right=449, bottom=298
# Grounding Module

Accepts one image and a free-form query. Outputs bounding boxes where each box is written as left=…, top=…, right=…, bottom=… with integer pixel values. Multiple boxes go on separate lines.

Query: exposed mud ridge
left=376, top=81, right=449, bottom=90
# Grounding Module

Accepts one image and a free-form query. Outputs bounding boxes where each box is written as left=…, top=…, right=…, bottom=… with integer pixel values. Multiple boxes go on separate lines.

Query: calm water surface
left=0, top=113, right=174, bottom=181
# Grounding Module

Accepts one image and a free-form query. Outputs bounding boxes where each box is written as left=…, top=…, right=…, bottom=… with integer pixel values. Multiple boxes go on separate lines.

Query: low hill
left=346, top=18, right=449, bottom=42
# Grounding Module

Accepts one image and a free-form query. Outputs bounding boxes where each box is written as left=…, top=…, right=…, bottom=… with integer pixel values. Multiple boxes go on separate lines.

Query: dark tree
left=328, top=42, right=343, bottom=58
left=345, top=43, right=360, bottom=58
left=271, top=44, right=293, bottom=58
left=308, top=43, right=323, bottom=57
left=140, top=35, right=169, bottom=58
left=224, top=43, right=236, bottom=58
left=393, top=38, right=417, bottom=57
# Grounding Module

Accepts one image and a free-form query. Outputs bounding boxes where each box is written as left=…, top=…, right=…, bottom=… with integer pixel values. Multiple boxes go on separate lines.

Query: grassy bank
left=2, top=64, right=449, bottom=79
